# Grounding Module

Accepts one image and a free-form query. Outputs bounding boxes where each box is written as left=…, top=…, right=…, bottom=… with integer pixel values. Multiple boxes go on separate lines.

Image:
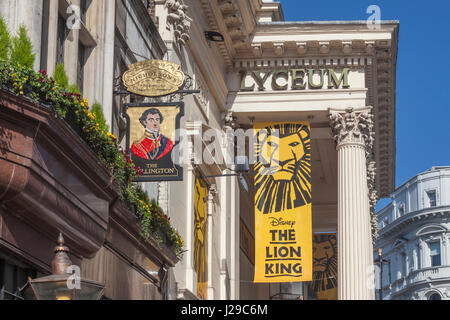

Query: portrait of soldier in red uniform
left=131, top=108, right=174, bottom=162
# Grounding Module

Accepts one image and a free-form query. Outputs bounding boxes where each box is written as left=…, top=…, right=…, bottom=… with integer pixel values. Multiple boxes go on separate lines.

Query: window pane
left=432, top=255, right=441, bottom=267
left=427, top=191, right=436, bottom=207
left=57, top=15, right=67, bottom=63
left=430, top=242, right=441, bottom=267
left=430, top=242, right=440, bottom=255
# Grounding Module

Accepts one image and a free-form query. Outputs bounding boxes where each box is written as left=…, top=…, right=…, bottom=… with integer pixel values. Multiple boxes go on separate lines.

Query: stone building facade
left=375, top=167, right=450, bottom=300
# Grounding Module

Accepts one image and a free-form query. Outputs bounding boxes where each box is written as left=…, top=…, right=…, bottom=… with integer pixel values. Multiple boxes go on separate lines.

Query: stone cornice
left=388, top=265, right=450, bottom=298
left=233, top=56, right=374, bottom=70
left=187, top=11, right=229, bottom=110
left=370, top=42, right=397, bottom=198
left=197, top=1, right=398, bottom=196
left=250, top=0, right=284, bottom=22
left=385, top=168, right=450, bottom=201
left=378, top=206, right=450, bottom=240
left=237, top=40, right=390, bottom=59
left=197, top=0, right=235, bottom=69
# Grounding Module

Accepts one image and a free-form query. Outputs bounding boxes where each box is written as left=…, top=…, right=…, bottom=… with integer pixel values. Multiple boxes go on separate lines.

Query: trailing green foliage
left=67, top=83, right=81, bottom=94
left=0, top=16, right=11, bottom=60
left=10, top=25, right=34, bottom=69
left=91, top=103, right=110, bottom=133
left=0, top=60, right=184, bottom=259
left=53, top=63, right=69, bottom=88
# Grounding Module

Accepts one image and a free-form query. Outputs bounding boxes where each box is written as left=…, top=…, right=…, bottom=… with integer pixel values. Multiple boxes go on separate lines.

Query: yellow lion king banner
left=194, top=175, right=208, bottom=299
left=253, top=122, right=312, bottom=283
left=310, top=233, right=338, bottom=300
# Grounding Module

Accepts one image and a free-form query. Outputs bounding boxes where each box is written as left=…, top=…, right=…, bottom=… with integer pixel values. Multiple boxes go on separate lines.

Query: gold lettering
left=328, top=68, right=350, bottom=89
left=252, top=71, right=272, bottom=91
left=237, top=68, right=351, bottom=92
left=291, top=69, right=306, bottom=90
left=271, top=70, right=289, bottom=90
left=308, top=69, right=326, bottom=89
left=240, top=71, right=255, bottom=91
left=143, top=168, right=176, bottom=175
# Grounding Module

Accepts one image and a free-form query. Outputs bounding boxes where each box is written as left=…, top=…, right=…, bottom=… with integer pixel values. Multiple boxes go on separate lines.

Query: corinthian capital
left=329, top=107, right=375, bottom=150
left=223, top=111, right=237, bottom=130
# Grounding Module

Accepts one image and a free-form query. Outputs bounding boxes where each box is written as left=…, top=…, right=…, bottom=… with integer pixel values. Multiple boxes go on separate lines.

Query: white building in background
left=375, top=166, right=450, bottom=300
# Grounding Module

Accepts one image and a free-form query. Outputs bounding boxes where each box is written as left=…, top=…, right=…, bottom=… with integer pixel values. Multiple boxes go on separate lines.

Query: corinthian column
left=329, top=107, right=375, bottom=300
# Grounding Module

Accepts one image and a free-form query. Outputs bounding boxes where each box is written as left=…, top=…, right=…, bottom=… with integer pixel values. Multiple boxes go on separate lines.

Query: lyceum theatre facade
left=211, top=3, right=398, bottom=299
left=0, top=0, right=398, bottom=300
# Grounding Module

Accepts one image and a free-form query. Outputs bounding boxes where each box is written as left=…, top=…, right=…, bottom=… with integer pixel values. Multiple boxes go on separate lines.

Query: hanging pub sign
left=123, top=102, right=184, bottom=181
left=122, top=59, right=185, bottom=97
left=253, top=121, right=312, bottom=283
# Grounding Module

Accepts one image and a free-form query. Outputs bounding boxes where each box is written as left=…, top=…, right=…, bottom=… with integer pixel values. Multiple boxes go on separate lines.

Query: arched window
left=428, top=293, right=442, bottom=300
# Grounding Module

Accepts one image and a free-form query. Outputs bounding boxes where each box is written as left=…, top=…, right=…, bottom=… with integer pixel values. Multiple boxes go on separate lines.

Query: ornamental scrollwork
left=367, top=160, right=379, bottom=243
left=329, top=107, right=375, bottom=149
left=165, top=0, right=192, bottom=46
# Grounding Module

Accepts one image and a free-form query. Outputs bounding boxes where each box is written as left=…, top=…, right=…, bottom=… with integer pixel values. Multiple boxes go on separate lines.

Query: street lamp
left=375, top=248, right=390, bottom=300
left=20, top=233, right=105, bottom=300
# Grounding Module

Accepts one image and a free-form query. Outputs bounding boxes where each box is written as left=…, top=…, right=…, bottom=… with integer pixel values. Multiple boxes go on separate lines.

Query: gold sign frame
left=123, top=102, right=184, bottom=182
left=122, top=60, right=185, bottom=97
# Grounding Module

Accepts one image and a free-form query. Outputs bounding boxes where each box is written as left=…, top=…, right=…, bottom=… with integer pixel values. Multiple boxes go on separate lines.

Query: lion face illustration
left=313, top=238, right=336, bottom=272
left=254, top=123, right=311, bottom=214
left=311, top=235, right=337, bottom=298
left=265, top=133, right=306, bottom=181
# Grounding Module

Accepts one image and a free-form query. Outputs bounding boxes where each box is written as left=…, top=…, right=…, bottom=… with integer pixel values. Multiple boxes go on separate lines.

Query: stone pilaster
left=157, top=181, right=170, bottom=215
left=207, top=184, right=217, bottom=299
left=329, top=107, right=375, bottom=300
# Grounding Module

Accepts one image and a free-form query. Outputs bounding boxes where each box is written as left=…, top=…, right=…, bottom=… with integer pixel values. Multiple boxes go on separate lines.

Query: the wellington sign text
left=240, top=68, right=350, bottom=91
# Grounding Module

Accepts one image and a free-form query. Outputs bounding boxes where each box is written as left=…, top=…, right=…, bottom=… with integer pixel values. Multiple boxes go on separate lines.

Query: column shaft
left=337, top=143, right=372, bottom=299
left=330, top=107, right=376, bottom=300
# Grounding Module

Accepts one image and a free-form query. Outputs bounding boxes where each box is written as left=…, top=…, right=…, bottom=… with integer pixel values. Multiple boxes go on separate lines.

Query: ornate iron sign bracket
left=113, top=72, right=199, bottom=101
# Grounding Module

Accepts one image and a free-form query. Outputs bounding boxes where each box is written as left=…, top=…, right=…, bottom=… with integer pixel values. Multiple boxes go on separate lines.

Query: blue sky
left=279, top=0, right=450, bottom=210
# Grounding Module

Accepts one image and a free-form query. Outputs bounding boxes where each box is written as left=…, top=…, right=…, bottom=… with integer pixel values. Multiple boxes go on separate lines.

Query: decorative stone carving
left=252, top=44, right=262, bottom=57
left=273, top=43, right=284, bottom=56
left=330, top=108, right=378, bottom=243
left=342, top=41, right=353, bottom=54
left=365, top=41, right=375, bottom=54
left=223, top=111, right=237, bottom=130
left=329, top=108, right=375, bottom=149
left=445, top=289, right=450, bottom=298
left=209, top=184, right=218, bottom=202
left=165, top=0, right=192, bottom=46
left=296, top=42, right=307, bottom=55
left=319, top=41, right=330, bottom=54
left=367, top=160, right=379, bottom=243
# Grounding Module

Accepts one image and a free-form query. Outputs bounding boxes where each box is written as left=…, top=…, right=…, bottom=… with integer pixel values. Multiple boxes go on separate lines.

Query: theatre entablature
left=191, top=0, right=398, bottom=196
left=196, top=2, right=398, bottom=198
left=222, top=20, right=398, bottom=198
